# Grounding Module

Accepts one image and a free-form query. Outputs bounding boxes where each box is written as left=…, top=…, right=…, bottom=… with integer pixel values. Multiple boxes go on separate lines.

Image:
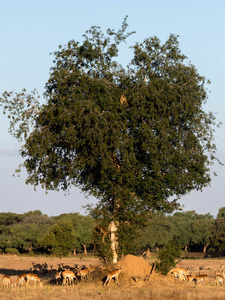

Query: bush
left=156, top=241, right=181, bottom=275
left=5, top=248, right=20, bottom=255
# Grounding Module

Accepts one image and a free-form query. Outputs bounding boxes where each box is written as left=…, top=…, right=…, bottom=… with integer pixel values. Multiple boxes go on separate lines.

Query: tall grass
left=1, top=277, right=225, bottom=300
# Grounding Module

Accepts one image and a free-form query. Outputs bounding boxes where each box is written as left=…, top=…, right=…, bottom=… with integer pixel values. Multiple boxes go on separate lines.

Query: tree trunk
left=203, top=243, right=209, bottom=253
left=184, top=245, right=188, bottom=252
left=73, top=248, right=77, bottom=256
left=108, top=220, right=118, bottom=264
left=82, top=243, right=87, bottom=255
left=28, top=244, right=33, bottom=254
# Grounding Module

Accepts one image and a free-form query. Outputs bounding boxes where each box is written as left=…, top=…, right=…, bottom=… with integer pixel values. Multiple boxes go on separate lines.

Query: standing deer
left=104, top=266, right=122, bottom=286
left=2, top=275, right=13, bottom=289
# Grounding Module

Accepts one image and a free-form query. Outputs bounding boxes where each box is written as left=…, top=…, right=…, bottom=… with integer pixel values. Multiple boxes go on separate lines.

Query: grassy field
left=1, top=254, right=225, bottom=299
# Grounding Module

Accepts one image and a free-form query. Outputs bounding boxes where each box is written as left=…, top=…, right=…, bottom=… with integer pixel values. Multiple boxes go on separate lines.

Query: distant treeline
left=0, top=208, right=225, bottom=257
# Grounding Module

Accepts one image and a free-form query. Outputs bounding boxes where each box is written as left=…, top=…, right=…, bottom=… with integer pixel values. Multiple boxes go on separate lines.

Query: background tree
left=39, top=219, right=76, bottom=256
left=217, top=207, right=225, bottom=219
left=0, top=211, right=53, bottom=254
left=0, top=212, right=23, bottom=253
left=170, top=211, right=213, bottom=252
left=55, top=213, right=96, bottom=255
left=209, top=215, right=225, bottom=253
left=190, top=215, right=213, bottom=253
left=0, top=17, right=220, bottom=262
left=169, top=211, right=195, bottom=251
left=17, top=212, right=53, bottom=253
left=137, top=214, right=175, bottom=252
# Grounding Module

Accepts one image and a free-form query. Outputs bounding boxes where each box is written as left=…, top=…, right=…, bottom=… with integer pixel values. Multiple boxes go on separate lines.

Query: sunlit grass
left=1, top=255, right=225, bottom=299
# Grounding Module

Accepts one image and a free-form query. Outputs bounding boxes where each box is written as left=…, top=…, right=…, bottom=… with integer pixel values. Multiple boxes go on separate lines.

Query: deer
left=25, top=273, right=43, bottom=287
left=186, top=274, right=196, bottom=283
left=214, top=271, right=224, bottom=286
left=61, top=270, right=77, bottom=286
left=14, top=274, right=27, bottom=287
left=57, top=263, right=63, bottom=272
left=31, top=262, right=42, bottom=272
left=194, top=274, right=208, bottom=285
left=55, top=271, right=63, bottom=285
left=61, top=263, right=71, bottom=271
left=104, top=265, right=122, bottom=286
left=214, top=265, right=225, bottom=286
left=2, top=275, right=14, bottom=289
left=169, top=267, right=188, bottom=282
left=77, top=268, right=90, bottom=280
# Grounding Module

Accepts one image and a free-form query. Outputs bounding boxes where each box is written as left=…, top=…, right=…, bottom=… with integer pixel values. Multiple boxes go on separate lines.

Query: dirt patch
left=117, top=254, right=152, bottom=277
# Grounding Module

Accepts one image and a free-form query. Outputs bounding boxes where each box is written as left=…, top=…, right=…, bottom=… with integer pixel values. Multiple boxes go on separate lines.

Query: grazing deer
left=25, top=273, right=42, bottom=287
left=104, top=266, right=122, bottom=286
left=61, top=270, right=77, bottom=286
left=2, top=275, right=13, bottom=289
left=14, top=274, right=26, bottom=287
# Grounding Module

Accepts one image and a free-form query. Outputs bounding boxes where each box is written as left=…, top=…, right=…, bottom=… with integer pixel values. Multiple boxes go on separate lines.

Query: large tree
left=0, top=17, right=219, bottom=262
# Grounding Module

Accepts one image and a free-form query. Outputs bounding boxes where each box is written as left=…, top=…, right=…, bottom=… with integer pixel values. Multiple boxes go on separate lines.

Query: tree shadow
left=0, top=268, right=31, bottom=276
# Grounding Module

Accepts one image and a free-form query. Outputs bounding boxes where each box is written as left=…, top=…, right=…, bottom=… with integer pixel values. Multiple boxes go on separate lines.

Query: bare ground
left=1, top=254, right=225, bottom=299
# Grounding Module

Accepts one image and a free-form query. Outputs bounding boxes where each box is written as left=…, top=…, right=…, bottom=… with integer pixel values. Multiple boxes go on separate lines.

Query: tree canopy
left=0, top=17, right=219, bottom=227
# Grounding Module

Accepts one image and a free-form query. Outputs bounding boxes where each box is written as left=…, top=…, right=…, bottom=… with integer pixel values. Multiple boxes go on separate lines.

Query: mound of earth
left=117, top=254, right=152, bottom=277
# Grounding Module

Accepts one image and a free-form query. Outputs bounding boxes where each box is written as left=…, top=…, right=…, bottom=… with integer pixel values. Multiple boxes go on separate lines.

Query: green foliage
left=169, top=210, right=213, bottom=251
left=209, top=217, right=225, bottom=252
left=0, top=213, right=23, bottom=232
left=5, top=247, right=20, bottom=255
left=156, top=240, right=181, bottom=275
left=93, top=226, right=113, bottom=264
left=39, top=219, right=76, bottom=256
left=191, top=218, right=213, bottom=251
left=55, top=213, right=96, bottom=253
left=0, top=18, right=220, bottom=257
left=136, top=214, right=175, bottom=251
left=117, top=222, right=142, bottom=257
left=0, top=18, right=219, bottom=218
left=0, top=211, right=54, bottom=254
left=217, top=207, right=225, bottom=219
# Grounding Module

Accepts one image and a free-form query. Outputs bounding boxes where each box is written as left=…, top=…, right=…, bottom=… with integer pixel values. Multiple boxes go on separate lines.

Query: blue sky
left=0, top=0, right=225, bottom=217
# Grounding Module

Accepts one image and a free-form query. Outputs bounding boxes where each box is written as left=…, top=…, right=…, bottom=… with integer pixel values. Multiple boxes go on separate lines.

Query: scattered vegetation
left=156, top=241, right=181, bottom=275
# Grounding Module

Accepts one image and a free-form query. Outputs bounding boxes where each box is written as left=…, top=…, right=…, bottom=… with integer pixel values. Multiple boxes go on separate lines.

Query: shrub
left=156, top=240, right=181, bottom=275
left=5, top=248, right=20, bottom=255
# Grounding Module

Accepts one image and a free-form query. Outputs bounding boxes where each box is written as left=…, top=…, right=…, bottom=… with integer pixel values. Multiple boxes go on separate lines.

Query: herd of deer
left=1, top=261, right=122, bottom=289
left=169, top=264, right=225, bottom=286
left=3, top=261, right=225, bottom=289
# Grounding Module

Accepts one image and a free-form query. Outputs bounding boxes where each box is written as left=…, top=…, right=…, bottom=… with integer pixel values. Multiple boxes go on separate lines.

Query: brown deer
left=25, top=273, right=42, bottom=286
left=14, top=274, right=26, bottom=287
left=104, top=266, right=122, bottom=286
left=2, top=275, right=13, bottom=289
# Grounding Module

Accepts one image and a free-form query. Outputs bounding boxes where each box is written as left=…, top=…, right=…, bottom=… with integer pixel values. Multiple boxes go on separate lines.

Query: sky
left=0, top=0, right=225, bottom=217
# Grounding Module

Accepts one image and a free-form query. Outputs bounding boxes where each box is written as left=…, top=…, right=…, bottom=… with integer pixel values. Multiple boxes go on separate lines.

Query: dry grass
left=1, top=255, right=225, bottom=299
